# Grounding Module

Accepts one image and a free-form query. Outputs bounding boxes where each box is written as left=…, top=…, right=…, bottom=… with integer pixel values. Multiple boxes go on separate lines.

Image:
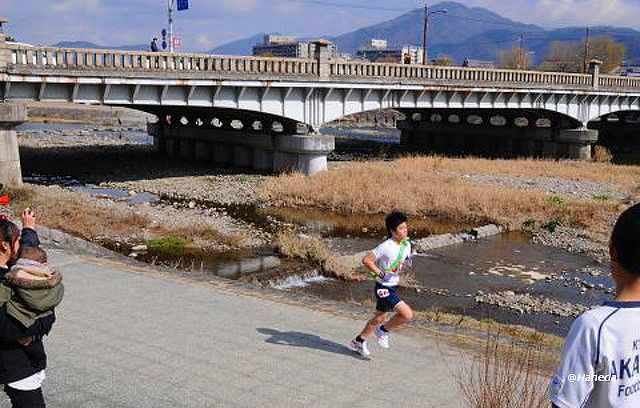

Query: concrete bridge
left=2, top=33, right=640, bottom=183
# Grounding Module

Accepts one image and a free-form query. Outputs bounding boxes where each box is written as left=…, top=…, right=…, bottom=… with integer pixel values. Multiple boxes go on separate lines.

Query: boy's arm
left=399, top=266, right=410, bottom=286
left=19, top=228, right=40, bottom=249
left=362, top=252, right=383, bottom=278
left=20, top=208, right=40, bottom=248
left=548, top=313, right=598, bottom=408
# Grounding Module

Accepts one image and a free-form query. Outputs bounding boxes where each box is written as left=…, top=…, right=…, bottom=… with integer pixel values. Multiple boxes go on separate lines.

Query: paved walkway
left=1, top=248, right=463, bottom=408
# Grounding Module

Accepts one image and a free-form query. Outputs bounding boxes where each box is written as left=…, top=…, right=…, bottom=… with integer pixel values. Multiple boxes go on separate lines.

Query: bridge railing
left=7, top=45, right=318, bottom=76
left=329, top=60, right=593, bottom=88
left=6, top=44, right=640, bottom=93
left=599, top=75, right=640, bottom=90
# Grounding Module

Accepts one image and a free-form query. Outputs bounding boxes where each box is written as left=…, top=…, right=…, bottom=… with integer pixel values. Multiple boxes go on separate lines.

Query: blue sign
left=177, top=0, right=188, bottom=11
left=162, top=41, right=167, bottom=50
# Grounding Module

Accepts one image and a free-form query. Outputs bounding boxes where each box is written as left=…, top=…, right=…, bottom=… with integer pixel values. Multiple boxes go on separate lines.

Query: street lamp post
left=168, top=0, right=175, bottom=53
left=422, top=4, right=447, bottom=65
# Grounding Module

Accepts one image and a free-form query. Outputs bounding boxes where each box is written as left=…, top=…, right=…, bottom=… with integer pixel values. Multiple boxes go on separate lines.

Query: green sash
left=368, top=238, right=409, bottom=279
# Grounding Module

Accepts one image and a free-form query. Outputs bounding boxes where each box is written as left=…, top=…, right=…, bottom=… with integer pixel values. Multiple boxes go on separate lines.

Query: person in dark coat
left=0, top=209, right=55, bottom=408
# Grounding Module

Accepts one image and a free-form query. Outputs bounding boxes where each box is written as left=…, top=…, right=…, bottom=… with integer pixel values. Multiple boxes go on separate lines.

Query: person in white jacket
left=550, top=204, right=640, bottom=408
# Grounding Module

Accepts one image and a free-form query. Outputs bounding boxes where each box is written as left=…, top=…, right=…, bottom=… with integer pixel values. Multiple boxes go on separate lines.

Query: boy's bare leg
left=381, top=301, right=413, bottom=331
left=358, top=311, right=388, bottom=339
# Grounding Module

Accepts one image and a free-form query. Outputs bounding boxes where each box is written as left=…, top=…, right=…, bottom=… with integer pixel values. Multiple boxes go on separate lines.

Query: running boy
left=351, top=211, right=413, bottom=357
left=549, top=204, right=640, bottom=407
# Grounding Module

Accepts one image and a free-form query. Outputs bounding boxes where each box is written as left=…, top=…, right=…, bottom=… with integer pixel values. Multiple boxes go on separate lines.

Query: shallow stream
left=20, top=123, right=614, bottom=336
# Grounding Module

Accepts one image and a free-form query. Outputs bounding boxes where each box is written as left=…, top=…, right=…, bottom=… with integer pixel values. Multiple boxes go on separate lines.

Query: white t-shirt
left=549, top=301, right=640, bottom=408
left=371, top=238, right=411, bottom=287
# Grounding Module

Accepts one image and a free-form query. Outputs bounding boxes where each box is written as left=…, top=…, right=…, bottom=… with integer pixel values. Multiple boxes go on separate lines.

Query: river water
left=18, top=122, right=612, bottom=336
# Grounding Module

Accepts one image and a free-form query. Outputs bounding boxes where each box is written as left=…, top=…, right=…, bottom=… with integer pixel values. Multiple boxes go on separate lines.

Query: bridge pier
left=0, top=104, right=25, bottom=187
left=587, top=119, right=640, bottom=155
left=149, top=123, right=334, bottom=176
left=399, top=120, right=598, bottom=160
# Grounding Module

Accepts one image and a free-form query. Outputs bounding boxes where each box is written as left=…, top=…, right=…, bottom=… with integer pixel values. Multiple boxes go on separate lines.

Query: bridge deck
left=4, top=44, right=640, bottom=93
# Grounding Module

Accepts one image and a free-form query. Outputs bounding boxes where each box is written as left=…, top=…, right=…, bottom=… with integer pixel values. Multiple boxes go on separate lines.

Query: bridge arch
left=129, top=105, right=310, bottom=135
left=395, top=108, right=583, bottom=130
left=393, top=108, right=594, bottom=159
left=587, top=110, right=640, bottom=153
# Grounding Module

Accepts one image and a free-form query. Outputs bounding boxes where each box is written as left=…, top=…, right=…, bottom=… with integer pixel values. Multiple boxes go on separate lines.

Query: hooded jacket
left=0, top=228, right=55, bottom=384
left=0, top=258, right=64, bottom=328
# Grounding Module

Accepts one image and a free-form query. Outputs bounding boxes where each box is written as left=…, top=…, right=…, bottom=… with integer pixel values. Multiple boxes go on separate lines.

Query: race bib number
left=376, top=289, right=390, bottom=298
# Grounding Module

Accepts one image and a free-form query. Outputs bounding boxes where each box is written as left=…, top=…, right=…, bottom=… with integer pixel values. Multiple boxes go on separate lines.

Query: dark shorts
left=374, top=283, right=402, bottom=312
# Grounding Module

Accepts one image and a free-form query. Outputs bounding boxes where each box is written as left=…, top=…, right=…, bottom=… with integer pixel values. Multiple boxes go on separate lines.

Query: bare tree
left=539, top=41, right=581, bottom=72
left=539, top=35, right=625, bottom=73
left=588, top=35, right=626, bottom=73
left=433, top=55, right=454, bottom=66
left=375, top=55, right=400, bottom=63
left=498, top=46, right=533, bottom=70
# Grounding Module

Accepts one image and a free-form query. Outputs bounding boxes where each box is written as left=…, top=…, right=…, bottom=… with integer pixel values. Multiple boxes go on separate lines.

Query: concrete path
left=1, top=248, right=464, bottom=408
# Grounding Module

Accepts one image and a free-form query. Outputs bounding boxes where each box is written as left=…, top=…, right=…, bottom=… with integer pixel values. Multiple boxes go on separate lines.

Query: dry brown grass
left=7, top=185, right=149, bottom=240
left=592, top=146, right=614, bottom=163
left=405, top=155, right=640, bottom=185
left=454, top=329, right=557, bottom=408
left=153, top=225, right=249, bottom=248
left=413, top=309, right=562, bottom=348
left=5, top=185, right=241, bottom=248
left=261, top=157, right=622, bottom=233
left=274, top=231, right=363, bottom=281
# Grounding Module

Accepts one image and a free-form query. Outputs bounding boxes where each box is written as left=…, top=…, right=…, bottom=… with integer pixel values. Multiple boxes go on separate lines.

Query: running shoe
left=351, top=338, right=371, bottom=357
left=374, top=325, right=390, bottom=349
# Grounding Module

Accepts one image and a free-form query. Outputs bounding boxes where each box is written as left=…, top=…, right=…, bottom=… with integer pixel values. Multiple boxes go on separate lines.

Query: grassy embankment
left=262, top=156, right=639, bottom=234
left=4, top=185, right=246, bottom=250
left=263, top=155, right=640, bottom=280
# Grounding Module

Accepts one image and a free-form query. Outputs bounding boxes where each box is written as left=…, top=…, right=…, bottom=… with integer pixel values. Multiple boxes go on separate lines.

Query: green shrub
left=147, top=236, right=188, bottom=255
left=594, top=194, right=611, bottom=201
left=548, top=195, right=565, bottom=207
left=545, top=219, right=564, bottom=232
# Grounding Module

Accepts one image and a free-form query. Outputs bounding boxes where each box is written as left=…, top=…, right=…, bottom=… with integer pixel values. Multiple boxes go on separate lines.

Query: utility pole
left=168, top=0, right=175, bottom=53
left=583, top=26, right=590, bottom=73
left=519, top=34, right=525, bottom=69
left=421, top=4, right=447, bottom=66
left=422, top=4, right=428, bottom=65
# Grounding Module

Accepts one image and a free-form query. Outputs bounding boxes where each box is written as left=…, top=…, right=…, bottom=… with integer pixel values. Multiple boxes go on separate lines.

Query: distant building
left=367, top=39, right=388, bottom=49
left=621, top=64, right=640, bottom=77
left=462, top=59, right=495, bottom=69
left=336, top=52, right=351, bottom=61
left=356, top=39, right=424, bottom=64
left=252, top=35, right=338, bottom=59
left=263, top=35, right=297, bottom=45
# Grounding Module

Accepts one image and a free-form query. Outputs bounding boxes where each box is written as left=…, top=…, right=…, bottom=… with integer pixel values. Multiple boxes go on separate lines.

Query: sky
left=3, top=0, right=640, bottom=51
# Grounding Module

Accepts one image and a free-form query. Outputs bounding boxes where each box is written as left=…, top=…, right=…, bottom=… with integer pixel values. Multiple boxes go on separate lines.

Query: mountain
left=331, top=2, right=542, bottom=56
left=208, top=33, right=265, bottom=55
left=52, top=2, right=640, bottom=65
left=52, top=41, right=149, bottom=51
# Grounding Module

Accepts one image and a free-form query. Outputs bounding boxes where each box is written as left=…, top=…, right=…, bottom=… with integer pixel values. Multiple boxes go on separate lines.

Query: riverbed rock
left=413, top=233, right=465, bottom=252
left=470, top=224, right=503, bottom=239
left=475, top=291, right=589, bottom=317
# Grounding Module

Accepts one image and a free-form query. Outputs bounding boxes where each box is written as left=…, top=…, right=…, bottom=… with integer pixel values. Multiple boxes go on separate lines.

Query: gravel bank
left=459, top=173, right=626, bottom=199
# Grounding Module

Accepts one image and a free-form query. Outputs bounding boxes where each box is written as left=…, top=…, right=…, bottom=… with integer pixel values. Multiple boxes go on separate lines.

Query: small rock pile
left=475, top=290, right=590, bottom=317
left=413, top=224, right=504, bottom=252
